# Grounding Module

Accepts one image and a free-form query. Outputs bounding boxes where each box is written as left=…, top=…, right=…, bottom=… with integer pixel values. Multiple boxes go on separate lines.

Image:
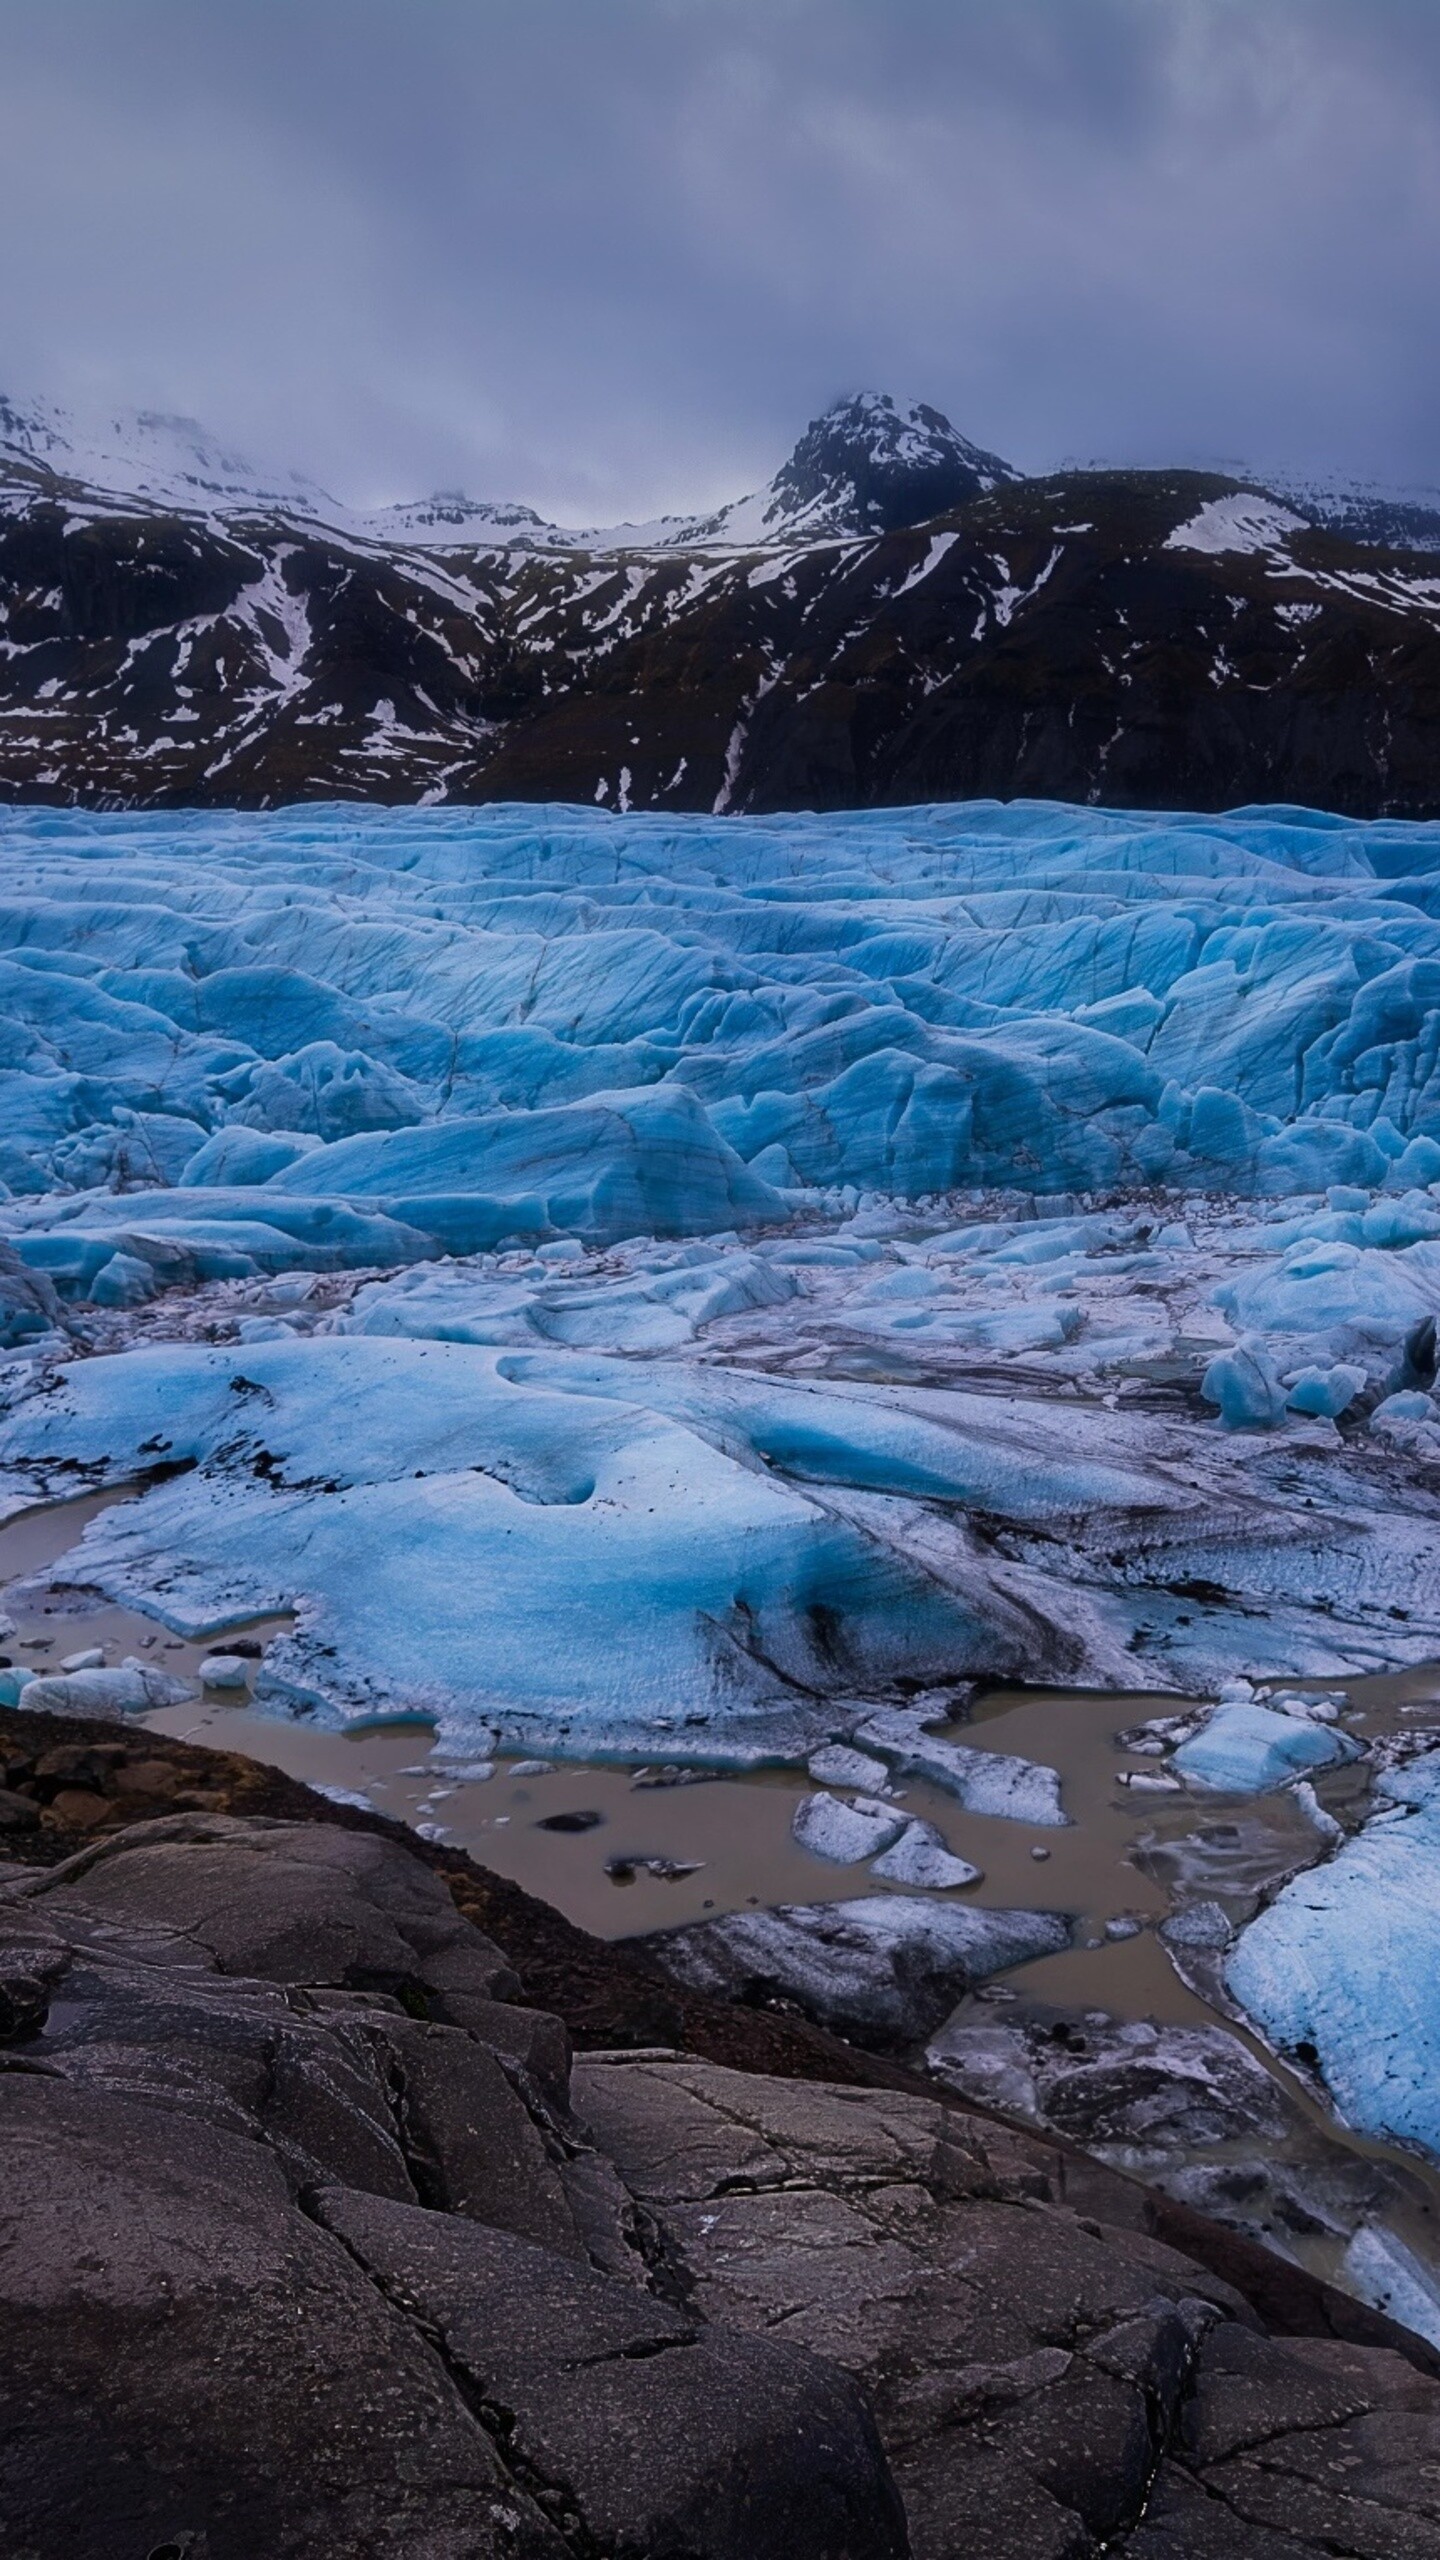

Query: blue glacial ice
left=6, top=801, right=1440, bottom=1762
left=1226, top=1749, right=1440, bottom=2161
left=2, top=794, right=1440, bottom=1258
left=1170, top=1699, right=1361, bottom=1794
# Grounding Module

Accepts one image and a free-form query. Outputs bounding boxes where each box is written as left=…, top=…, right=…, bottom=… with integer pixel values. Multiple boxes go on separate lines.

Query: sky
left=1, top=0, right=1438, bottom=521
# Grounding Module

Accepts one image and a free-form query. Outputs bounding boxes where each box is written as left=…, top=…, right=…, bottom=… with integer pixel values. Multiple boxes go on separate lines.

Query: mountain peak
left=769, top=392, right=1019, bottom=535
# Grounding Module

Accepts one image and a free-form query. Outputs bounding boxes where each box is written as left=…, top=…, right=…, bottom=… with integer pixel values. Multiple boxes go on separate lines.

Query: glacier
left=3, top=797, right=1440, bottom=1761
left=1226, top=1748, right=1440, bottom=2160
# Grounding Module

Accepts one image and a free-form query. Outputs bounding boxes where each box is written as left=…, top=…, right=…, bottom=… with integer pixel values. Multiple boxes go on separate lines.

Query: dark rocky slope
left=4, top=401, right=1440, bottom=816
left=2, top=1706, right=1438, bottom=2559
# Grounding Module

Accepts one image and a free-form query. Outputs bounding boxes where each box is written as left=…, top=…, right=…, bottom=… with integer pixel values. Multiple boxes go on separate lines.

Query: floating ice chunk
left=198, top=1653, right=251, bottom=1688
left=855, top=1709, right=1068, bottom=1826
left=1267, top=1689, right=1341, bottom=1722
left=1292, top=1779, right=1344, bottom=1843
left=1159, top=1900, right=1234, bottom=1951
left=60, top=1646, right=105, bottom=1671
left=1171, top=1702, right=1360, bottom=1794
left=18, top=1659, right=193, bottom=1719
left=1201, top=1334, right=1287, bottom=1429
left=791, top=1790, right=908, bottom=1864
left=807, top=1744, right=892, bottom=1792
left=869, top=1818, right=982, bottom=1890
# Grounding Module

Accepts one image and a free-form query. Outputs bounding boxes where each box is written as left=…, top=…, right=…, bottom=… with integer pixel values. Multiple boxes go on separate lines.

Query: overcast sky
left=1, top=0, right=1437, bottom=520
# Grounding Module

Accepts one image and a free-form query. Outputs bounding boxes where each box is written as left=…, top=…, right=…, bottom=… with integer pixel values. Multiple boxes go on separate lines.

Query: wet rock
left=4, top=1780, right=1439, bottom=2559
left=0, top=2077, right=567, bottom=2560
left=12, top=1810, right=522, bottom=2002
left=318, top=2186, right=908, bottom=2560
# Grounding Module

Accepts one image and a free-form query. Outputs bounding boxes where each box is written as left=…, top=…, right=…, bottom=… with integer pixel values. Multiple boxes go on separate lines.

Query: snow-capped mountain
left=662, top=392, right=1020, bottom=548
left=0, top=391, right=335, bottom=521
left=1259, top=468, right=1440, bottom=557
left=5, top=383, right=1440, bottom=817
left=0, top=387, right=1018, bottom=553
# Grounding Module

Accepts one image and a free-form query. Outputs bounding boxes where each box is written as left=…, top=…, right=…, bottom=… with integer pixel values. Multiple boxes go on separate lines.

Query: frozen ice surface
left=869, top=1819, right=983, bottom=1890
left=1341, top=2225, right=1440, bottom=2351
left=791, top=1790, right=908, bottom=1863
left=1227, top=1750, right=1440, bottom=2160
left=1171, top=1702, right=1362, bottom=1794
left=0, top=795, right=1437, bottom=1249
left=7, top=802, right=1440, bottom=1767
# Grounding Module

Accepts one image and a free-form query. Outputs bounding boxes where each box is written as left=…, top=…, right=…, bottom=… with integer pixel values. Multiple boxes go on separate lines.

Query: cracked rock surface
left=2, top=1807, right=1437, bottom=2557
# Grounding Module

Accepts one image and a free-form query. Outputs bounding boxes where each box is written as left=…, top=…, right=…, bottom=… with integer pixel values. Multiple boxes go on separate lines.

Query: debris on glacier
left=642, top=1895, right=1074, bottom=2046
left=925, top=1997, right=1440, bottom=2296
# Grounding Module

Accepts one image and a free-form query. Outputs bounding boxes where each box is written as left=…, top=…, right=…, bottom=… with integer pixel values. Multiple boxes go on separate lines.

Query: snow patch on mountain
left=1165, top=494, right=1310, bottom=557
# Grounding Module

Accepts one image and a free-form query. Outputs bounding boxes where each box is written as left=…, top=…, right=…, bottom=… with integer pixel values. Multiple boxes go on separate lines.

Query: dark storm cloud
left=1, top=0, right=1437, bottom=517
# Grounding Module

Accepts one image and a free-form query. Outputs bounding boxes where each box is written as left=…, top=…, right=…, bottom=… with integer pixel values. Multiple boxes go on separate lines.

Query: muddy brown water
left=0, top=1487, right=1433, bottom=1964
left=6, top=1480, right=1440, bottom=2325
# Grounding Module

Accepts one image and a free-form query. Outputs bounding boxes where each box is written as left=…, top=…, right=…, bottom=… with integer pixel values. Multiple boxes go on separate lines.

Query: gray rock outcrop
left=1, top=1808, right=1436, bottom=2557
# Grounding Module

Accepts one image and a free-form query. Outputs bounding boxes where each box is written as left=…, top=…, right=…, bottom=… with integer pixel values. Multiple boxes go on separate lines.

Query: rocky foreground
left=2, top=1710, right=1437, bottom=2559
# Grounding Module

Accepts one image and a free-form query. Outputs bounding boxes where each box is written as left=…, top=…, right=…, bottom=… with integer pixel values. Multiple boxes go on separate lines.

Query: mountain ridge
left=4, top=389, right=1440, bottom=816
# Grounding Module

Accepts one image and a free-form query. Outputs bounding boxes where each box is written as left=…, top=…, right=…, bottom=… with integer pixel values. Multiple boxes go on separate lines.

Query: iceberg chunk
left=1171, top=1702, right=1361, bottom=1794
